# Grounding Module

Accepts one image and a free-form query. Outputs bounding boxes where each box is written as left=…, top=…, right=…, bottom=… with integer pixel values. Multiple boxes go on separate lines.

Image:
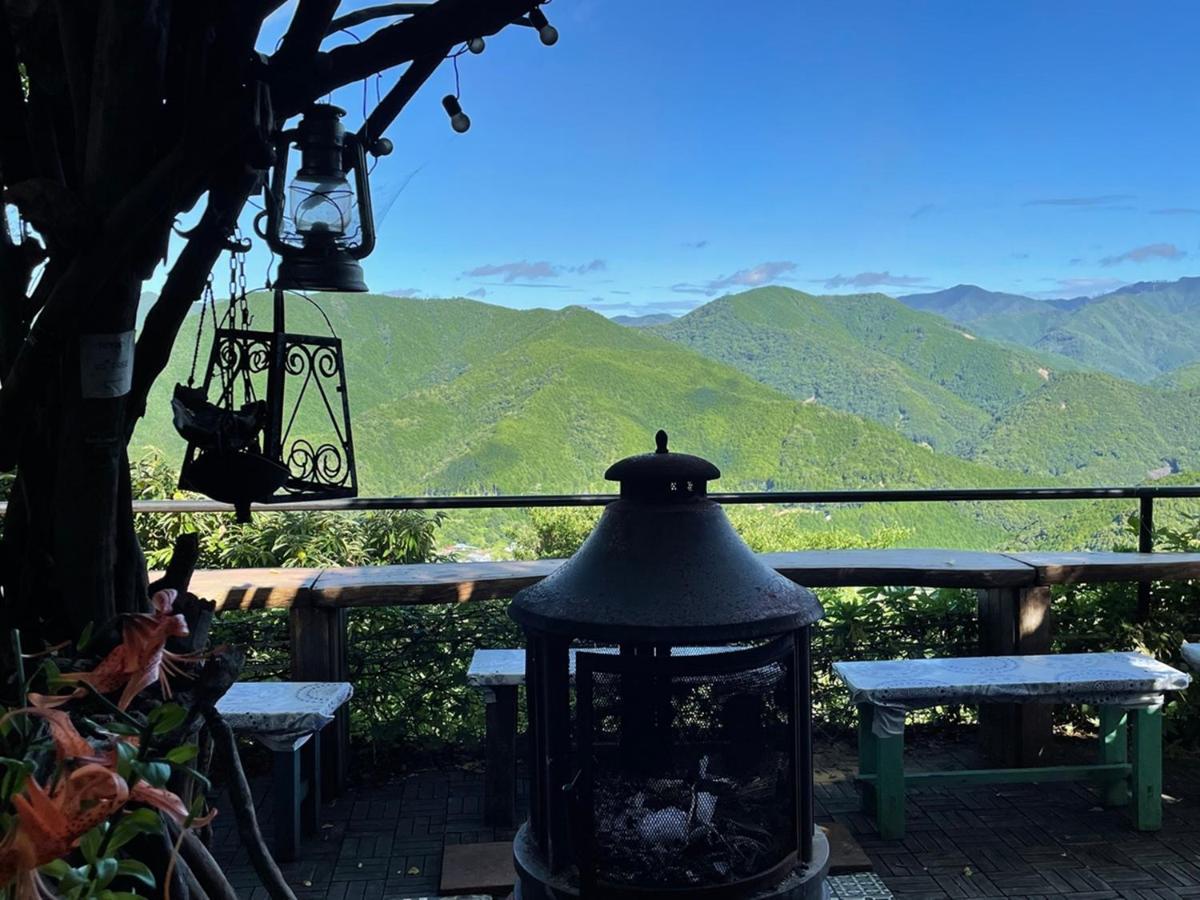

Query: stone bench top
left=466, top=646, right=735, bottom=686
left=1183, top=643, right=1200, bottom=672
left=834, top=652, right=1189, bottom=736
left=217, top=681, right=353, bottom=751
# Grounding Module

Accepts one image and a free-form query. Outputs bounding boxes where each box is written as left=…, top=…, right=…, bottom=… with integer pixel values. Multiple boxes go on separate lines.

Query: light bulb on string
left=529, top=8, right=558, bottom=45
left=468, top=37, right=485, bottom=54
left=442, top=95, right=471, bottom=133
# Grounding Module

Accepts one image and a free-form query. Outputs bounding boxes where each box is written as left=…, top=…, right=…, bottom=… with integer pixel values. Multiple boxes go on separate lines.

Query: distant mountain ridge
left=898, top=277, right=1200, bottom=381
left=654, top=286, right=1071, bottom=454
left=124, top=283, right=1200, bottom=555
left=611, top=313, right=676, bottom=327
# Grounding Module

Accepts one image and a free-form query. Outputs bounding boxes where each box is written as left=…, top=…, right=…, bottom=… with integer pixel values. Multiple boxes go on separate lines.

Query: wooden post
left=482, top=685, right=518, bottom=827
left=289, top=602, right=350, bottom=798
left=1137, top=495, right=1154, bottom=622
left=977, top=586, right=1051, bottom=767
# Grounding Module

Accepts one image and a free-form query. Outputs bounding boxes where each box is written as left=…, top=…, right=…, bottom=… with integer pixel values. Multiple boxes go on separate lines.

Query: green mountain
left=972, top=371, right=1200, bottom=482
left=611, top=313, right=675, bottom=327
left=1152, top=361, right=1200, bottom=391
left=900, top=277, right=1200, bottom=383
left=136, top=292, right=1033, bottom=497
left=133, top=290, right=1200, bottom=551
left=898, top=284, right=1087, bottom=346
left=653, top=286, right=1065, bottom=453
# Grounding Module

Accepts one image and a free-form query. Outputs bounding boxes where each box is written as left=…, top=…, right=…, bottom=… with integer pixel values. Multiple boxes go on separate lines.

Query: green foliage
left=813, top=586, right=978, bottom=732
left=1, top=638, right=206, bottom=899
left=510, top=508, right=600, bottom=560
left=1052, top=515, right=1200, bottom=745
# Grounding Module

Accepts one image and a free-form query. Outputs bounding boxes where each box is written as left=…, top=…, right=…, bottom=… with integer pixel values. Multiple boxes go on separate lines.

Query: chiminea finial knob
left=655, top=429, right=669, bottom=454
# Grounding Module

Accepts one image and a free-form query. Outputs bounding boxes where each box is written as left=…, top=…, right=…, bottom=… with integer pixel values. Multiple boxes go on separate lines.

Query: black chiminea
left=509, top=432, right=829, bottom=899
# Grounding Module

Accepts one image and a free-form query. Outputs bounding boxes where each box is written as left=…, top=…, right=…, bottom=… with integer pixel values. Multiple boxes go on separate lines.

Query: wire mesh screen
left=577, top=641, right=797, bottom=892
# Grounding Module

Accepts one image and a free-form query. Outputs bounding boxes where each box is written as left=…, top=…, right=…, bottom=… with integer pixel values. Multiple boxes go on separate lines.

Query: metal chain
left=187, top=273, right=215, bottom=387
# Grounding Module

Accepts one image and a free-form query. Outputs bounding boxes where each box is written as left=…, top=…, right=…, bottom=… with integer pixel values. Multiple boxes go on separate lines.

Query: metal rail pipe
left=2, top=483, right=1200, bottom=516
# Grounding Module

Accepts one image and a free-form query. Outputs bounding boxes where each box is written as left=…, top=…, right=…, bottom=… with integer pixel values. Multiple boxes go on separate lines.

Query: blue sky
left=166, top=1, right=1200, bottom=316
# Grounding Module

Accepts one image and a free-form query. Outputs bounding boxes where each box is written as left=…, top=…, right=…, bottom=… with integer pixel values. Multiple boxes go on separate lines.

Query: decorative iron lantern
left=173, top=249, right=358, bottom=520
left=259, top=103, right=376, bottom=293
left=508, top=431, right=829, bottom=900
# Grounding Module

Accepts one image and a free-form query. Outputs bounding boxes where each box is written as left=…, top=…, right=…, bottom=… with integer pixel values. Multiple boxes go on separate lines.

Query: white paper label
left=80, top=331, right=134, bottom=399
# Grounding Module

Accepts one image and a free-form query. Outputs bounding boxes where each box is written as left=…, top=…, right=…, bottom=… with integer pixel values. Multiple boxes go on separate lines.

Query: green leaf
left=104, top=721, right=143, bottom=737
left=164, top=743, right=198, bottom=765
left=38, top=859, right=71, bottom=880
left=148, top=703, right=187, bottom=736
left=115, top=740, right=139, bottom=779
left=133, top=760, right=171, bottom=788
left=94, top=855, right=119, bottom=889
left=108, top=808, right=161, bottom=853
left=115, top=859, right=156, bottom=889
left=76, top=621, right=95, bottom=652
left=40, top=657, right=62, bottom=687
left=79, top=824, right=106, bottom=864
left=177, top=765, right=211, bottom=792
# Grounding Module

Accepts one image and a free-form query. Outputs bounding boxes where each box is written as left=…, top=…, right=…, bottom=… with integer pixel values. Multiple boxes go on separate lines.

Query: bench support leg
left=483, top=685, right=518, bottom=827
left=273, top=747, right=302, bottom=862
left=875, top=730, right=905, bottom=840
left=1098, top=706, right=1128, bottom=807
left=1131, top=706, right=1163, bottom=831
left=858, top=703, right=905, bottom=839
left=301, top=731, right=322, bottom=834
left=977, top=587, right=1052, bottom=767
left=857, top=704, right=877, bottom=814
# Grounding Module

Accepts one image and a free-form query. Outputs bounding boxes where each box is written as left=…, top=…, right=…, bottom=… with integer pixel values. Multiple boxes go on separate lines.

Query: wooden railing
left=172, top=547, right=1200, bottom=784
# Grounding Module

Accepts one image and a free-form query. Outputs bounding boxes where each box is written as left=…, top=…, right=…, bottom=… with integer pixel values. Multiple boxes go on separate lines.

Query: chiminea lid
left=604, top=430, right=720, bottom=500
left=509, top=431, right=824, bottom=643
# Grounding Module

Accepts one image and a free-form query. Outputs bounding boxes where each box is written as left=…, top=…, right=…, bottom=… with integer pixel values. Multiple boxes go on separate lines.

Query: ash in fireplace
left=591, top=755, right=787, bottom=888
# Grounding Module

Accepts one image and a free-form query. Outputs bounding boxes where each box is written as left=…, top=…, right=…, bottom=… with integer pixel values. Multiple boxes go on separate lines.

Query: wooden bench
left=833, top=652, right=1191, bottom=839
left=216, top=681, right=353, bottom=861
left=179, top=549, right=1200, bottom=779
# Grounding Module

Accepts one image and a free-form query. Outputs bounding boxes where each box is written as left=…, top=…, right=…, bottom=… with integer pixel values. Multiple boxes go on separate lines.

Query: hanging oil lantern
left=259, top=103, right=376, bottom=293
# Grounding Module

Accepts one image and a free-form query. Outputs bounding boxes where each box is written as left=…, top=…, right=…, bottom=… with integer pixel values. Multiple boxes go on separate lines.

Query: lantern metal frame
left=259, top=103, right=377, bottom=293
left=177, top=287, right=358, bottom=517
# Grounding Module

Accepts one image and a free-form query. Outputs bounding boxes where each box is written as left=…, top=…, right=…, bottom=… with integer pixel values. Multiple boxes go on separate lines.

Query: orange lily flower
left=58, top=589, right=202, bottom=710
left=0, top=765, right=128, bottom=899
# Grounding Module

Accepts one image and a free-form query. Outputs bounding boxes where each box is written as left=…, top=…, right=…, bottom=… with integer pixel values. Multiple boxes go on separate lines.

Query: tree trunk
left=2, top=275, right=147, bottom=642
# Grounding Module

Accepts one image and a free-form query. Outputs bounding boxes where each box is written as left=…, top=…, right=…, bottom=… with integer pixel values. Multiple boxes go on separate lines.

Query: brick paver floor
left=212, top=732, right=1200, bottom=899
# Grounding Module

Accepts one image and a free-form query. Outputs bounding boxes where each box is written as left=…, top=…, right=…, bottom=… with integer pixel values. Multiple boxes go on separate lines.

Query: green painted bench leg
left=1098, top=705, right=1128, bottom=807
left=875, top=728, right=905, bottom=840
left=857, top=703, right=877, bottom=813
left=1131, top=706, right=1163, bottom=831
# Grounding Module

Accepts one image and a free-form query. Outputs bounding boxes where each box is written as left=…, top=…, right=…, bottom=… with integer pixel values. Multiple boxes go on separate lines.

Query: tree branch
left=205, top=711, right=298, bottom=900
left=277, top=0, right=342, bottom=63
left=272, top=0, right=539, bottom=116
left=125, top=164, right=261, bottom=439
left=0, top=100, right=253, bottom=468
left=358, top=51, right=446, bottom=146
left=327, top=4, right=430, bottom=34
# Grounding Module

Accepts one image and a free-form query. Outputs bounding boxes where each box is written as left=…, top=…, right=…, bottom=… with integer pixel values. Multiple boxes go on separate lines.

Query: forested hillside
left=654, top=286, right=1068, bottom=453
left=899, top=277, right=1200, bottom=382
left=132, top=287, right=1200, bottom=551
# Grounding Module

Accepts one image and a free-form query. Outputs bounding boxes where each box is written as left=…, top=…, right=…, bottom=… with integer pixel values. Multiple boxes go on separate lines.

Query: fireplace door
left=574, top=637, right=803, bottom=898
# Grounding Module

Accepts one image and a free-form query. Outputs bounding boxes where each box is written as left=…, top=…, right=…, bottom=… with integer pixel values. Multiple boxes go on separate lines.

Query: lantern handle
left=252, top=209, right=271, bottom=241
